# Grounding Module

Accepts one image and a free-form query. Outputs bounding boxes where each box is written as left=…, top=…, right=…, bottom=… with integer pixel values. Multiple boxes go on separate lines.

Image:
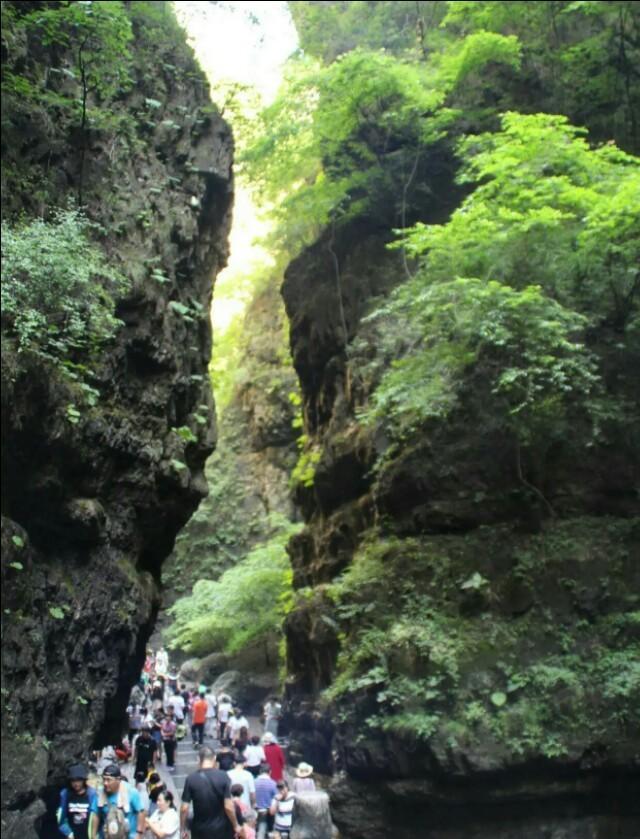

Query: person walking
left=161, top=707, right=178, bottom=772
left=133, top=724, right=157, bottom=779
left=97, top=764, right=146, bottom=839
left=228, top=709, right=249, bottom=744
left=127, top=702, right=143, bottom=746
left=205, top=687, right=218, bottom=740
left=243, top=736, right=265, bottom=778
left=217, top=694, right=233, bottom=744
left=227, top=755, right=256, bottom=812
left=169, top=687, right=185, bottom=723
left=254, top=763, right=277, bottom=839
left=57, top=764, right=98, bottom=839
left=262, top=698, right=282, bottom=738
left=191, top=692, right=209, bottom=747
left=180, top=746, right=242, bottom=839
left=145, top=789, right=180, bottom=839
left=262, top=733, right=285, bottom=782
left=291, top=763, right=316, bottom=794
left=269, top=779, right=295, bottom=839
left=151, top=711, right=164, bottom=755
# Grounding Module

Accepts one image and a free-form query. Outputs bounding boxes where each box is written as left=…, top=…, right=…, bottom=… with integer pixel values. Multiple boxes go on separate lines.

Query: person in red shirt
left=262, top=732, right=285, bottom=781
left=191, top=693, right=209, bottom=746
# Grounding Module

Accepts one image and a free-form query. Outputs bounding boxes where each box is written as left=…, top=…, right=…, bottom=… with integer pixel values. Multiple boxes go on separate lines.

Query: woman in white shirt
left=244, top=735, right=266, bottom=777
left=218, top=695, right=233, bottom=742
left=145, top=790, right=180, bottom=839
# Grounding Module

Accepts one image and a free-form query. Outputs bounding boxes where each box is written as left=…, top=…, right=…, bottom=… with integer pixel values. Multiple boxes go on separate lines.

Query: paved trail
left=157, top=716, right=265, bottom=803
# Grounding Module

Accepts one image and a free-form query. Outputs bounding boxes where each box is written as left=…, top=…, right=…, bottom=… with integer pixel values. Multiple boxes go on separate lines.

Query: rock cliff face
left=1, top=6, right=232, bottom=837
left=165, top=280, right=299, bottom=601
left=281, top=214, right=640, bottom=835
left=163, top=279, right=299, bottom=678
left=160, top=275, right=302, bottom=714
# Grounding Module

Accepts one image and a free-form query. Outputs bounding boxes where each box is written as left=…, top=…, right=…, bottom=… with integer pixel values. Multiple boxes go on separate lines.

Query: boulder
left=211, top=670, right=278, bottom=713
left=291, top=791, right=333, bottom=839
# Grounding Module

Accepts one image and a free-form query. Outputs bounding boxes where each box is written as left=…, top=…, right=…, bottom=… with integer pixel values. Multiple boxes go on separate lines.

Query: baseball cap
left=68, top=764, right=89, bottom=780
left=102, top=764, right=122, bottom=778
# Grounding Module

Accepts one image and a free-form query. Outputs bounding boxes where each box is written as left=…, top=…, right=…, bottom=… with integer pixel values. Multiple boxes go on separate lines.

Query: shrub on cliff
left=363, top=113, right=640, bottom=469
left=1, top=208, right=127, bottom=380
left=166, top=519, right=302, bottom=664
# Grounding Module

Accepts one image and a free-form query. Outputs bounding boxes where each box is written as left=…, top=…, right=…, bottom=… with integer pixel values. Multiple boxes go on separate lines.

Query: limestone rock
left=1, top=7, right=233, bottom=835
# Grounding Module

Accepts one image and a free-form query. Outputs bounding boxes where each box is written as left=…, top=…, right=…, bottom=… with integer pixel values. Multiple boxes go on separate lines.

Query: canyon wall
left=281, top=179, right=640, bottom=839
left=1, top=5, right=232, bottom=835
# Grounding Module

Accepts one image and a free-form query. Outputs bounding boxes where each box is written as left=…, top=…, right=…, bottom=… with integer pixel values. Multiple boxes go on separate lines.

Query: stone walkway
left=156, top=716, right=265, bottom=803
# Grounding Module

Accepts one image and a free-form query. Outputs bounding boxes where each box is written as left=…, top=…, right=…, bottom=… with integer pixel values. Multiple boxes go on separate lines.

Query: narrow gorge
left=1, top=2, right=639, bottom=839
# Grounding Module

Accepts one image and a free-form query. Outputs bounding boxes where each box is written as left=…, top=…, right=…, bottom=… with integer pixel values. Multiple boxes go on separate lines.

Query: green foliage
left=242, top=32, right=519, bottom=250
left=289, top=1, right=448, bottom=62
left=173, top=426, right=198, bottom=444
left=436, top=29, right=521, bottom=86
left=363, top=113, right=638, bottom=455
left=365, top=278, right=601, bottom=447
left=246, top=0, right=638, bottom=255
left=323, top=519, right=640, bottom=752
left=22, top=0, right=133, bottom=108
left=396, top=113, right=639, bottom=323
left=290, top=436, right=322, bottom=488
left=166, top=520, right=302, bottom=657
left=443, top=0, right=640, bottom=150
left=1, top=208, right=127, bottom=381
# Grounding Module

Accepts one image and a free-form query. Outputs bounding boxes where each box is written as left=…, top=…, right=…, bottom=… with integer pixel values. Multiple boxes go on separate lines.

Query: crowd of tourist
left=56, top=649, right=321, bottom=839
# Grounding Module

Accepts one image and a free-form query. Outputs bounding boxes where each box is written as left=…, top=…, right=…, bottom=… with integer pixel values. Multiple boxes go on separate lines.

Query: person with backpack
left=180, top=746, right=242, bottom=839
left=97, top=763, right=146, bottom=839
left=57, top=763, right=98, bottom=839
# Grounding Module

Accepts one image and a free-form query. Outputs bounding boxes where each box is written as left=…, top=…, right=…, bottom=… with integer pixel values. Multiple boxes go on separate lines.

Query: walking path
left=157, top=715, right=265, bottom=803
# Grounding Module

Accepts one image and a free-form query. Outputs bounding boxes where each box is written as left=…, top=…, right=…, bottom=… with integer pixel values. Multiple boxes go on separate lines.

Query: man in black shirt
left=181, top=746, right=241, bottom=839
left=57, top=764, right=98, bottom=839
left=134, top=724, right=157, bottom=778
left=216, top=744, right=235, bottom=772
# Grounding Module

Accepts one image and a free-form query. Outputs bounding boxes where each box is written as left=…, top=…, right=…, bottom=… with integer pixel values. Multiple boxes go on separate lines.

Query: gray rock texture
left=1, top=6, right=233, bottom=836
left=280, top=206, right=640, bottom=838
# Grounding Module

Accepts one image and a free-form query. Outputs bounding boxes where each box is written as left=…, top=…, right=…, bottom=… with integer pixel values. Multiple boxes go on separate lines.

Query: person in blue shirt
left=97, top=764, right=146, bottom=839
left=254, top=763, right=277, bottom=839
left=57, top=763, right=98, bottom=839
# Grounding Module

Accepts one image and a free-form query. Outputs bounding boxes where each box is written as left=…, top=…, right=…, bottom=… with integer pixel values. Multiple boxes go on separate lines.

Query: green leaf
left=49, top=606, right=65, bottom=620
left=461, top=572, right=488, bottom=591
left=174, top=426, right=197, bottom=444
left=9, top=561, right=24, bottom=571
left=491, top=691, right=508, bottom=707
left=171, top=459, right=188, bottom=472
left=11, top=535, right=24, bottom=548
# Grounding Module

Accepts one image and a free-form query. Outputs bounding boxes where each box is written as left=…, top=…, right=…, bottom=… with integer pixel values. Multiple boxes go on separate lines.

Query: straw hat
left=296, top=762, right=313, bottom=778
